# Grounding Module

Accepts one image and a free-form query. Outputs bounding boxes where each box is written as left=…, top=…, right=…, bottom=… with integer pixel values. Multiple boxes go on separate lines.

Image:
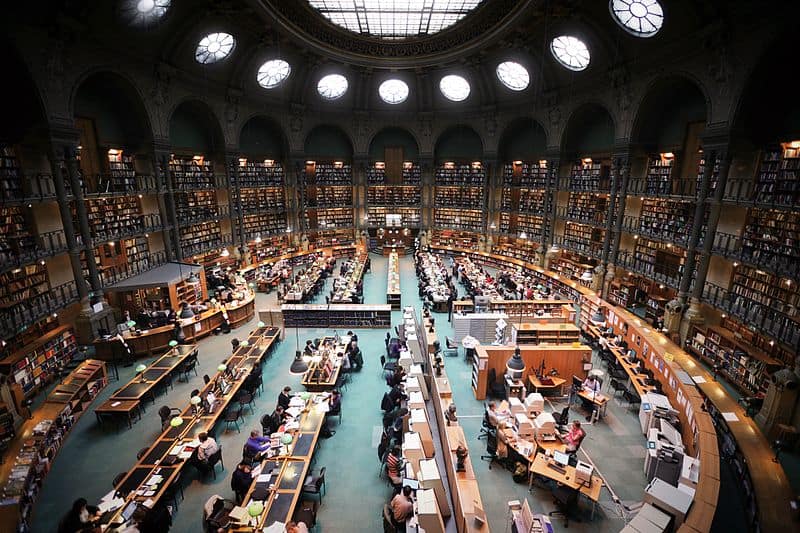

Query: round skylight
left=307, top=0, right=484, bottom=39
left=496, top=61, right=530, bottom=91
left=121, top=0, right=170, bottom=27
left=439, top=75, right=471, bottom=102
left=610, top=0, right=664, bottom=38
left=379, top=79, right=410, bottom=104
left=550, top=36, right=591, bottom=71
left=317, top=74, right=349, bottom=100
left=195, top=33, right=235, bottom=64
left=257, top=60, right=291, bottom=89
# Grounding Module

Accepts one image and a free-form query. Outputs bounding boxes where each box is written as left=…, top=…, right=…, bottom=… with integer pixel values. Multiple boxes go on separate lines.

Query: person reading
left=559, top=420, right=586, bottom=452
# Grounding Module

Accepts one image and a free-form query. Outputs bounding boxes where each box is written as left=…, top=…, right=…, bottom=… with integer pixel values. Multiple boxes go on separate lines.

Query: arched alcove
left=304, top=125, right=353, bottom=160
left=368, top=127, right=419, bottom=162
left=632, top=77, right=707, bottom=149
left=2, top=45, right=46, bottom=143
left=498, top=118, right=547, bottom=161
left=561, top=103, right=615, bottom=156
left=734, top=33, right=800, bottom=145
left=239, top=116, right=287, bottom=159
left=168, top=100, right=224, bottom=154
left=434, top=125, right=483, bottom=163
left=74, top=72, right=152, bottom=151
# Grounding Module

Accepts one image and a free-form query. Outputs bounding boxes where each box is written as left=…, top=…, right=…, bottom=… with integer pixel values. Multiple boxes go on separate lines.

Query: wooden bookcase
left=0, top=326, right=77, bottom=397
left=367, top=207, right=421, bottom=227
left=77, top=196, right=144, bottom=240
left=499, top=213, right=544, bottom=241
left=434, top=186, right=483, bottom=208
left=686, top=324, right=782, bottom=395
left=741, top=207, right=799, bottom=272
left=434, top=162, right=485, bottom=233
left=638, top=198, right=696, bottom=245
left=754, top=143, right=800, bottom=206
left=492, top=236, right=539, bottom=262
left=562, top=221, right=604, bottom=258
left=430, top=229, right=480, bottom=249
left=170, top=155, right=216, bottom=189
left=645, top=153, right=675, bottom=196
left=0, top=144, right=22, bottom=201
left=180, top=222, right=222, bottom=254
left=551, top=252, right=596, bottom=286
left=608, top=280, right=636, bottom=308
left=248, top=234, right=293, bottom=262
left=434, top=208, right=483, bottom=231
left=367, top=185, right=421, bottom=206
left=512, top=322, right=581, bottom=345
left=568, top=159, right=610, bottom=192
left=565, top=192, right=607, bottom=225
left=0, top=206, right=37, bottom=264
left=0, top=263, right=50, bottom=312
left=308, top=229, right=355, bottom=249
left=633, top=237, right=689, bottom=287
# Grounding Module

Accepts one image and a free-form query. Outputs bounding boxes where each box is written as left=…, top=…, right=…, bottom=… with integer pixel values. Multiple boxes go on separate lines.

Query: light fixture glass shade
left=186, top=272, right=200, bottom=285
left=126, top=320, right=137, bottom=327
left=590, top=311, right=606, bottom=324
left=247, top=501, right=264, bottom=517
left=281, top=434, right=294, bottom=445
left=190, top=395, right=202, bottom=405
left=170, top=416, right=183, bottom=427
left=507, top=352, right=526, bottom=373
left=217, top=364, right=227, bottom=372
left=580, top=270, right=594, bottom=281
left=179, top=306, right=195, bottom=319
left=240, top=341, right=249, bottom=347
left=135, top=364, right=147, bottom=373
left=168, top=340, right=179, bottom=347
left=257, top=321, right=265, bottom=328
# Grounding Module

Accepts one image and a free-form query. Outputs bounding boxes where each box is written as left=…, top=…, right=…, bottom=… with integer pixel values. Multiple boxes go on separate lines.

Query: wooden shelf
left=281, top=304, right=392, bottom=328
left=0, top=326, right=77, bottom=398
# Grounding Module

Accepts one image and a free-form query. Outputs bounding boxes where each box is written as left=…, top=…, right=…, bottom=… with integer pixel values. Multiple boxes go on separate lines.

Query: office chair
left=444, top=337, right=459, bottom=357
left=553, top=406, right=570, bottom=432
left=622, top=390, right=641, bottom=411
left=112, top=472, right=127, bottom=489
left=380, top=355, right=397, bottom=375
left=224, top=406, right=243, bottom=432
left=206, top=446, right=224, bottom=480
left=293, top=500, right=318, bottom=532
left=487, top=369, right=506, bottom=399
left=549, top=483, right=580, bottom=526
left=302, top=467, right=327, bottom=504
left=609, top=379, right=627, bottom=398
left=158, top=406, right=181, bottom=431
left=137, top=446, right=150, bottom=460
left=478, top=406, right=492, bottom=440
left=382, top=503, right=397, bottom=533
left=480, top=429, right=501, bottom=469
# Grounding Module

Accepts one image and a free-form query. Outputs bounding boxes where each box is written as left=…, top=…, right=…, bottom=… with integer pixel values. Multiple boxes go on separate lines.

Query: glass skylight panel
left=195, top=33, right=235, bottom=65
left=379, top=79, right=410, bottom=104
left=550, top=35, right=591, bottom=71
left=307, top=1, right=484, bottom=39
left=121, top=0, right=170, bottom=27
left=317, top=74, right=349, bottom=100
left=496, top=61, right=530, bottom=91
left=257, top=59, right=291, bottom=89
left=610, top=0, right=664, bottom=37
left=439, top=75, right=470, bottom=102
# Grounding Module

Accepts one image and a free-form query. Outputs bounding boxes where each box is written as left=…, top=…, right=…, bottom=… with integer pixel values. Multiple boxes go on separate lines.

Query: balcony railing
left=0, top=229, right=68, bottom=274
left=0, top=280, right=80, bottom=338
left=616, top=251, right=683, bottom=289
left=628, top=177, right=696, bottom=198
left=100, top=250, right=168, bottom=286
left=83, top=174, right=160, bottom=196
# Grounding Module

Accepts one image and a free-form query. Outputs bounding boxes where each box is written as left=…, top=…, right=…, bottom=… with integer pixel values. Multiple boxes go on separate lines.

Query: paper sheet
left=721, top=412, right=739, bottom=422
left=692, top=375, right=706, bottom=384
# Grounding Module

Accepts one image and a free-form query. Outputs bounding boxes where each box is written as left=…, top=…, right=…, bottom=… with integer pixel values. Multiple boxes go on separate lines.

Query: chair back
left=208, top=447, right=223, bottom=467
left=158, top=406, right=171, bottom=422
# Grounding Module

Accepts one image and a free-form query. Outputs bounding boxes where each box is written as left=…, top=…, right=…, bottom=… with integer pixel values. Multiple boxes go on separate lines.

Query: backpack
left=512, top=462, right=527, bottom=484
left=381, top=392, right=392, bottom=411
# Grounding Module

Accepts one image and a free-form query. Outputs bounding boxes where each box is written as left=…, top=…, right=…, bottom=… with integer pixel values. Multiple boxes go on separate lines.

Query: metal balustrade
left=99, top=250, right=168, bottom=286
left=0, top=280, right=80, bottom=338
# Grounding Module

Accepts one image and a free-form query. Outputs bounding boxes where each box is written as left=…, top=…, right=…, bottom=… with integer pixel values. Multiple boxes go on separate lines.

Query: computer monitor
left=627, top=349, right=636, bottom=359
left=121, top=501, right=139, bottom=522
left=554, top=451, right=569, bottom=466
left=572, top=375, right=584, bottom=390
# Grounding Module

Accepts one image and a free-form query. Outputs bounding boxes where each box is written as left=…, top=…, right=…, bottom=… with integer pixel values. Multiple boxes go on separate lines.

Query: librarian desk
left=528, top=375, right=567, bottom=397
left=92, top=294, right=254, bottom=359
left=529, top=453, right=603, bottom=511
left=576, top=389, right=609, bottom=418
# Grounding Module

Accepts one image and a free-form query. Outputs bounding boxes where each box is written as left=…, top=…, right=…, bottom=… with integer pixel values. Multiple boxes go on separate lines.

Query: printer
left=508, top=396, right=526, bottom=417
left=639, top=393, right=674, bottom=435
left=575, top=461, right=593, bottom=484
left=524, top=393, right=544, bottom=417
left=645, top=427, right=685, bottom=484
left=533, top=412, right=556, bottom=439
left=514, top=413, right=534, bottom=439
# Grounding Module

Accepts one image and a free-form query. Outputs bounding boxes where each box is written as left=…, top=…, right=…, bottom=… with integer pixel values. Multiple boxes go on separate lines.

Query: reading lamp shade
left=506, top=350, right=526, bottom=376
left=170, top=416, right=183, bottom=427
left=580, top=270, right=593, bottom=281
left=168, top=340, right=179, bottom=347
left=281, top=434, right=294, bottom=445
left=590, top=311, right=605, bottom=324
left=257, top=321, right=265, bottom=328
left=240, top=340, right=249, bottom=347
left=247, top=501, right=264, bottom=517
left=290, top=351, right=309, bottom=374
left=217, top=364, right=227, bottom=372
left=135, top=364, right=147, bottom=373
left=190, top=395, right=202, bottom=405
left=186, top=272, right=200, bottom=285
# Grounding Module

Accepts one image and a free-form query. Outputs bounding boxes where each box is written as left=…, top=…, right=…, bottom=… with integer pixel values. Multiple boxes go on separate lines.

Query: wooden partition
left=431, top=245, right=793, bottom=533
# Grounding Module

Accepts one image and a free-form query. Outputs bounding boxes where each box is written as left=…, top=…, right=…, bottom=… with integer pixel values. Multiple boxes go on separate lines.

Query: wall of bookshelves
left=367, top=207, right=421, bottom=227
left=367, top=185, right=421, bottom=206
left=645, top=154, right=675, bottom=196
left=502, top=161, right=548, bottom=188
left=550, top=252, right=596, bottom=286
left=105, top=150, right=138, bottom=193
left=637, top=198, right=697, bottom=245
left=180, top=221, right=221, bottom=253
left=248, top=234, right=293, bottom=262
left=170, top=155, right=216, bottom=189
left=754, top=143, right=799, bottom=206
left=430, top=229, right=480, bottom=249
left=493, top=236, right=539, bottom=262
left=499, top=212, right=544, bottom=240
left=308, top=229, right=354, bottom=248
left=240, top=213, right=287, bottom=241
left=367, top=162, right=421, bottom=185
left=238, top=188, right=285, bottom=213
left=564, top=192, right=607, bottom=225
left=76, top=196, right=144, bottom=241
left=435, top=162, right=485, bottom=186
left=304, top=207, right=353, bottom=230
left=0, top=206, right=37, bottom=265
left=568, top=159, right=610, bottom=191
left=236, top=159, right=284, bottom=187
left=0, top=326, right=77, bottom=397
left=740, top=207, right=798, bottom=275
left=630, top=236, right=690, bottom=288
left=0, top=264, right=50, bottom=313
left=433, top=207, right=483, bottom=231
left=561, top=221, right=604, bottom=258
left=434, top=186, right=483, bottom=208
left=0, top=145, right=23, bottom=201
left=696, top=150, right=720, bottom=199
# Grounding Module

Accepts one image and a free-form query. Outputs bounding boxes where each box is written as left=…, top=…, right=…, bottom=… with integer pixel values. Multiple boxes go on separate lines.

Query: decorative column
left=484, top=157, right=501, bottom=253
left=353, top=154, right=369, bottom=245
left=225, top=150, right=248, bottom=265
left=542, top=150, right=561, bottom=268
left=287, top=154, right=305, bottom=248
left=419, top=155, right=434, bottom=244
left=603, top=150, right=631, bottom=297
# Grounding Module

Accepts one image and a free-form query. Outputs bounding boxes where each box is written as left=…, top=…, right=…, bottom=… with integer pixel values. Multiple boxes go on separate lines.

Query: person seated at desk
left=278, top=386, right=292, bottom=410
left=269, top=405, right=288, bottom=431
left=57, top=497, right=99, bottom=533
left=386, top=446, right=404, bottom=487
left=304, top=340, right=315, bottom=356
left=245, top=429, right=271, bottom=454
left=445, top=403, right=458, bottom=425
left=348, top=342, right=364, bottom=371
left=559, top=420, right=586, bottom=452
left=486, top=401, right=511, bottom=428
left=318, top=353, right=334, bottom=380
left=231, top=462, right=252, bottom=504
left=189, top=432, right=219, bottom=473
left=286, top=521, right=310, bottom=533
left=580, top=375, right=602, bottom=419
left=390, top=485, right=414, bottom=532
left=388, top=366, right=405, bottom=388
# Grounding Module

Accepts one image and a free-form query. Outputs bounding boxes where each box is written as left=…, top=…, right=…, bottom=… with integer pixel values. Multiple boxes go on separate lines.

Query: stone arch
left=168, top=98, right=226, bottom=155
left=238, top=115, right=289, bottom=160
left=497, top=117, right=548, bottom=161
left=561, top=102, right=616, bottom=157
left=368, top=127, right=420, bottom=162
left=630, top=75, right=708, bottom=150
left=303, top=124, right=354, bottom=160
left=434, top=125, right=484, bottom=163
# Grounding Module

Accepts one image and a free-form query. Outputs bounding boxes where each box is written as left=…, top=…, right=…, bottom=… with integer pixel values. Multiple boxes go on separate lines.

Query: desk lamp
left=247, top=501, right=264, bottom=526
left=190, top=395, right=202, bottom=415
left=179, top=302, right=195, bottom=319
left=135, top=364, right=147, bottom=383
left=168, top=340, right=179, bottom=347
left=169, top=416, right=183, bottom=428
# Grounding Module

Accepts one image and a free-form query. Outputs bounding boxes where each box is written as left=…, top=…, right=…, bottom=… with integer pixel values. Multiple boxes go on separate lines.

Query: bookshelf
left=175, top=278, right=202, bottom=306
left=687, top=324, right=782, bottom=395
left=435, top=162, right=485, bottom=186
left=434, top=186, right=483, bottom=208
left=179, top=221, right=222, bottom=253
left=309, top=229, right=354, bottom=249
left=645, top=295, right=668, bottom=323
left=730, top=264, right=798, bottom=321
left=562, top=221, right=604, bottom=258
left=565, top=192, right=607, bottom=225
left=499, top=212, right=544, bottom=241
left=240, top=212, right=287, bottom=241
left=0, top=263, right=50, bottom=311
left=79, top=196, right=144, bottom=240
left=106, top=149, right=137, bottom=193
left=434, top=208, right=483, bottom=231
left=0, top=326, right=77, bottom=397
left=304, top=207, right=353, bottom=229
left=170, top=155, right=216, bottom=189
left=754, top=142, right=800, bottom=206
left=512, top=322, right=581, bottom=345
left=696, top=150, right=720, bottom=199
left=608, top=280, right=636, bottom=308
left=238, top=187, right=285, bottom=213
left=0, top=144, right=22, bottom=201
left=175, top=189, right=218, bottom=222
left=638, top=198, right=696, bottom=245
left=493, top=235, right=539, bottom=262
left=367, top=207, right=421, bottom=227
left=550, top=252, right=596, bottom=286
left=430, top=229, right=480, bottom=249
left=367, top=161, right=421, bottom=184
left=502, top=188, right=547, bottom=212
left=367, top=185, right=422, bottom=206
left=645, top=153, right=675, bottom=196
left=502, top=160, right=548, bottom=188
left=0, top=206, right=37, bottom=265
left=306, top=161, right=353, bottom=186
left=123, top=236, right=151, bottom=273
left=281, top=304, right=392, bottom=328
left=568, top=158, right=610, bottom=192
left=740, top=207, right=799, bottom=274
left=236, top=159, right=284, bottom=187
left=632, top=237, right=689, bottom=288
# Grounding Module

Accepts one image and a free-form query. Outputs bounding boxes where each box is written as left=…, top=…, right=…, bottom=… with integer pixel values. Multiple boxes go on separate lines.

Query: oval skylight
left=550, top=35, right=591, bottom=71
left=257, top=59, right=291, bottom=89
left=496, top=61, right=530, bottom=91
left=195, top=33, right=235, bottom=64
left=379, top=79, right=410, bottom=104
left=439, top=75, right=471, bottom=102
left=317, top=74, right=349, bottom=100
left=121, top=0, right=170, bottom=27
left=307, top=0, right=484, bottom=39
left=610, top=0, right=664, bottom=38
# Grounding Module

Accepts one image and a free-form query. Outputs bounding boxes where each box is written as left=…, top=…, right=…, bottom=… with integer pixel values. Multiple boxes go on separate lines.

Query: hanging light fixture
left=186, top=270, right=200, bottom=285
left=220, top=248, right=230, bottom=258
left=580, top=270, right=593, bottom=281
left=290, top=349, right=309, bottom=375
left=506, top=347, right=526, bottom=380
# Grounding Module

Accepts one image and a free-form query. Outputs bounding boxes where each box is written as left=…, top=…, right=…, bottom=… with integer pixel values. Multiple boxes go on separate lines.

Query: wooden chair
left=302, top=467, right=326, bottom=505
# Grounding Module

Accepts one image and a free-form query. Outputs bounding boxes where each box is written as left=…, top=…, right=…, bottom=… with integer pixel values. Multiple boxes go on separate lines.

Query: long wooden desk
left=387, top=251, right=401, bottom=309
left=529, top=453, right=603, bottom=503
left=95, top=344, right=198, bottom=429
left=0, top=360, right=107, bottom=532
left=93, top=294, right=255, bottom=359
left=588, top=323, right=657, bottom=397
left=431, top=245, right=796, bottom=533
left=330, top=253, right=367, bottom=303
left=528, top=375, right=567, bottom=396
left=229, top=394, right=327, bottom=531
left=300, top=336, right=348, bottom=392
left=98, top=326, right=280, bottom=527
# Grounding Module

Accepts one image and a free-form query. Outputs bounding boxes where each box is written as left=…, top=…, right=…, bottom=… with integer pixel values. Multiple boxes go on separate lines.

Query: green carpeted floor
left=31, top=253, right=759, bottom=532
